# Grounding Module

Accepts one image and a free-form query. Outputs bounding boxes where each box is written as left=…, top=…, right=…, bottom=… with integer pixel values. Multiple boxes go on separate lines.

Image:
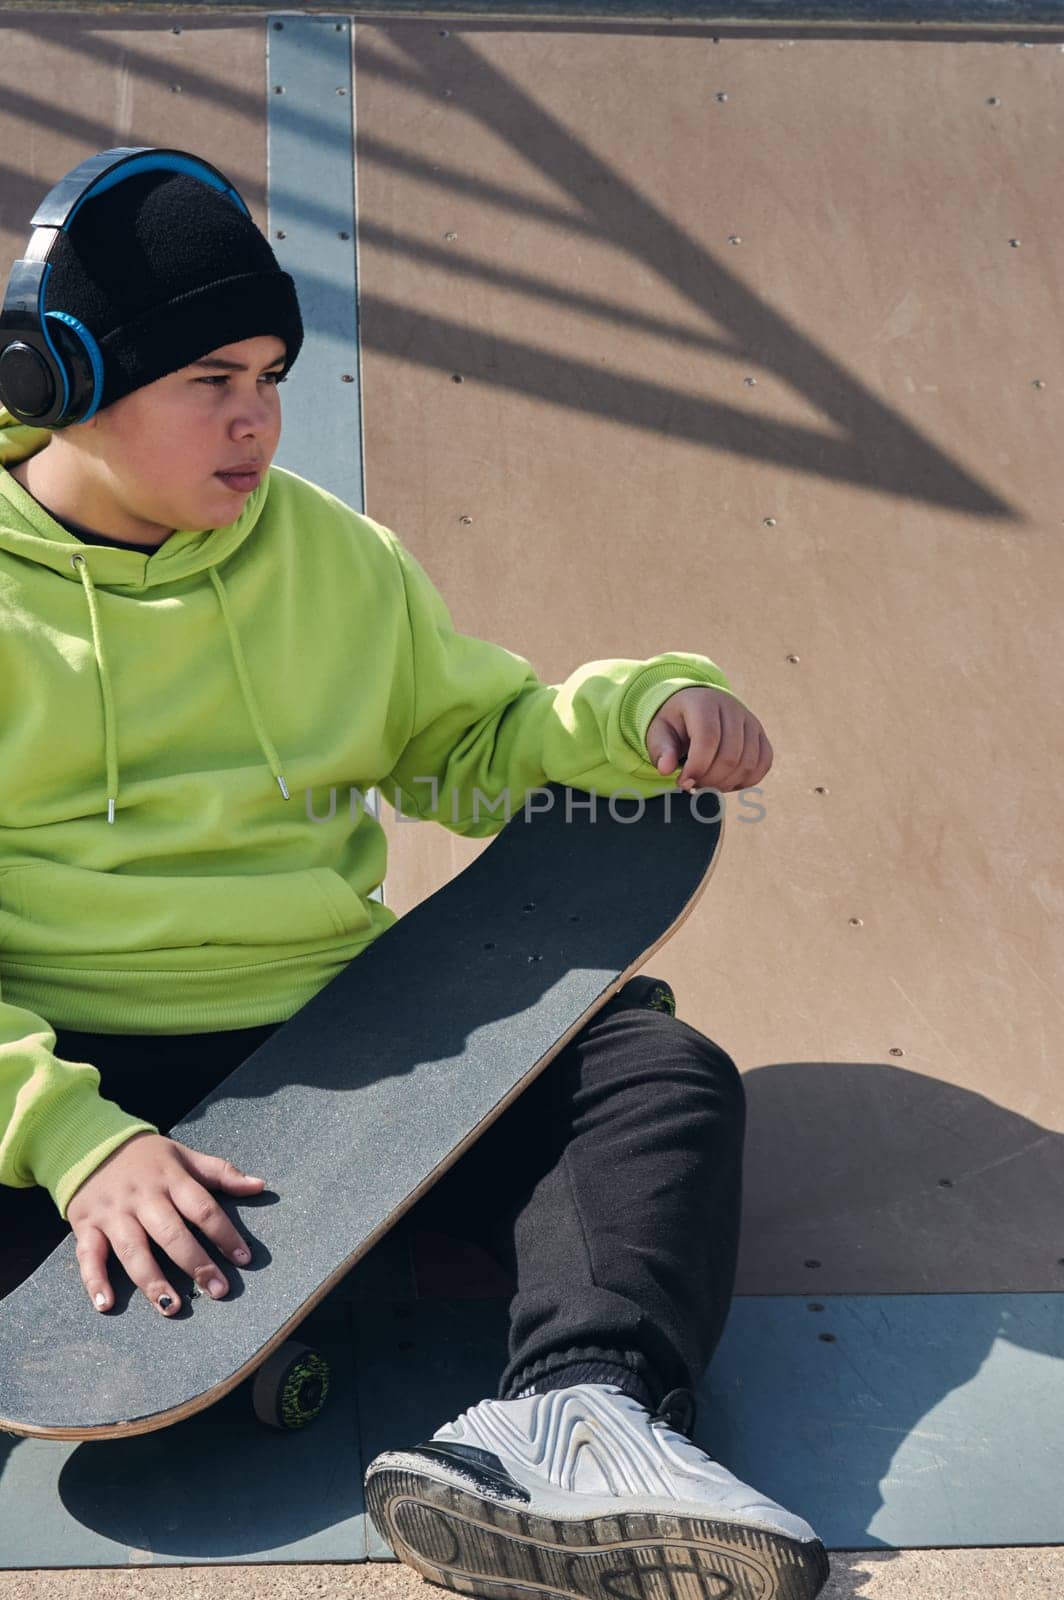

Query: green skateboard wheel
left=251, top=1339, right=331, bottom=1430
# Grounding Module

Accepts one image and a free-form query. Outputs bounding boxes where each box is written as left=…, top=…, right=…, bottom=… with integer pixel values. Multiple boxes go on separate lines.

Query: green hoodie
left=0, top=410, right=744, bottom=1218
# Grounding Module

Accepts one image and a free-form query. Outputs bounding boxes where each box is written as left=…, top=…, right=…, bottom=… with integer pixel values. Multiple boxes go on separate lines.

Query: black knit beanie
left=42, top=166, right=304, bottom=411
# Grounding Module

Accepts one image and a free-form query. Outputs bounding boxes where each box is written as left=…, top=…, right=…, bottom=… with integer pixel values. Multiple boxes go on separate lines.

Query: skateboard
left=0, top=781, right=723, bottom=1441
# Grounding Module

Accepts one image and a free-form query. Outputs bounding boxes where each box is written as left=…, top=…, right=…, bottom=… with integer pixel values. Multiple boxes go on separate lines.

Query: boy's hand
left=646, top=686, right=772, bottom=793
left=66, top=1131, right=266, bottom=1317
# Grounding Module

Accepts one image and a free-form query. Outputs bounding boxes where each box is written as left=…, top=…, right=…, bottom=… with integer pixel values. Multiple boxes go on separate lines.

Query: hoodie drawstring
left=69, top=555, right=119, bottom=825
left=70, top=553, right=290, bottom=823
left=207, top=567, right=291, bottom=803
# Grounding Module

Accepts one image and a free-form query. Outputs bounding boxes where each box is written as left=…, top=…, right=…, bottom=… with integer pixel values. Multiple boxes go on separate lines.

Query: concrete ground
left=2, top=1548, right=1063, bottom=1598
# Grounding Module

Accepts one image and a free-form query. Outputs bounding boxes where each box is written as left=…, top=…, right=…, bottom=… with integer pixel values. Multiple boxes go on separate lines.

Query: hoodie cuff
left=22, top=1082, right=159, bottom=1220
left=617, top=660, right=746, bottom=769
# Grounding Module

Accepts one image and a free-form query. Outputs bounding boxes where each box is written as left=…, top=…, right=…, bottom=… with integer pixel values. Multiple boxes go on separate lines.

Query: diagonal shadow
left=359, top=295, right=993, bottom=504
left=358, top=220, right=739, bottom=356
left=0, top=14, right=1022, bottom=519
left=356, top=26, right=1017, bottom=519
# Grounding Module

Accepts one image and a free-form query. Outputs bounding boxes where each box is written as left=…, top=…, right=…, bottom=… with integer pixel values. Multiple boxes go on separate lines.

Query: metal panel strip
left=266, top=15, right=383, bottom=862
left=266, top=14, right=364, bottom=514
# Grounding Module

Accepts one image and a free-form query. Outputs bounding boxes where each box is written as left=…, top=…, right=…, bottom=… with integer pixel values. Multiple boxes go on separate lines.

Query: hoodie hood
left=0, top=406, right=290, bottom=819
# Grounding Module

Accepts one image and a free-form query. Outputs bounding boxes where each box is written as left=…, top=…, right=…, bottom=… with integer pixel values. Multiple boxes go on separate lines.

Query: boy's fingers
left=172, top=1141, right=265, bottom=1190
left=73, top=1223, right=114, bottom=1312
left=108, top=1221, right=182, bottom=1317
left=679, top=714, right=725, bottom=787
left=735, top=727, right=768, bottom=789
left=137, top=1198, right=233, bottom=1298
left=163, top=1182, right=252, bottom=1270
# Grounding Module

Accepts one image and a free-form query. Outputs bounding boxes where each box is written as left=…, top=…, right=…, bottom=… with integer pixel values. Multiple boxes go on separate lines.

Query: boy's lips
left=216, top=465, right=261, bottom=490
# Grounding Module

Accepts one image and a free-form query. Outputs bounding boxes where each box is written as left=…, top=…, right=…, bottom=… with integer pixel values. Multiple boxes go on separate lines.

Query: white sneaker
left=364, top=1382, right=830, bottom=1600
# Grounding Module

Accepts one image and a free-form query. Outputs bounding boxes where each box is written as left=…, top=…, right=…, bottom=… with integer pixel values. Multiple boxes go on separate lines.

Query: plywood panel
left=0, top=13, right=266, bottom=270
left=355, top=21, right=1064, bottom=1292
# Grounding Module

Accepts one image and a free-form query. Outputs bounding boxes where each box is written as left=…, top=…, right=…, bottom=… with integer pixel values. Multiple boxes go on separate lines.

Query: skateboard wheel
left=251, top=1340, right=331, bottom=1430
left=616, top=975, right=677, bottom=1016
left=646, top=982, right=677, bottom=1016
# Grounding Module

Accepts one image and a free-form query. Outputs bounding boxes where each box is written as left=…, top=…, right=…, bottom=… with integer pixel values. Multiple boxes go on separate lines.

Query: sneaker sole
left=365, top=1452, right=831, bottom=1600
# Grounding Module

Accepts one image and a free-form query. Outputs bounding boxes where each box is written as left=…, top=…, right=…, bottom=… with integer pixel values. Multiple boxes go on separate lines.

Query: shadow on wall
left=0, top=13, right=1021, bottom=521
left=352, top=24, right=1017, bottom=520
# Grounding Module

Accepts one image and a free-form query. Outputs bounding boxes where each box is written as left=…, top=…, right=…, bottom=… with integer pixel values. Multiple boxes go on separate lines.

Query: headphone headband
left=0, top=146, right=252, bottom=429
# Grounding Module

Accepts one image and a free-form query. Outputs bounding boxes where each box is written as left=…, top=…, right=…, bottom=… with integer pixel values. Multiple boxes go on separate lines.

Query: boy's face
left=81, top=333, right=286, bottom=538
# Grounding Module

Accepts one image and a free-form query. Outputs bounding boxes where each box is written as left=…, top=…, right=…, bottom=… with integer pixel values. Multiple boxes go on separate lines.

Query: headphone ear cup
left=0, top=313, right=100, bottom=427
left=44, top=312, right=103, bottom=426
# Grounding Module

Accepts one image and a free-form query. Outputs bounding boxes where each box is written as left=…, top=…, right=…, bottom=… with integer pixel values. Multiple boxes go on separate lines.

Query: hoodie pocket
left=0, top=860, right=373, bottom=957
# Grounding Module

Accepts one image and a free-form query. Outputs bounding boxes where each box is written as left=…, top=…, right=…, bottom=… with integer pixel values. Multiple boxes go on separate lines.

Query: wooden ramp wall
left=356, top=18, right=1064, bottom=1298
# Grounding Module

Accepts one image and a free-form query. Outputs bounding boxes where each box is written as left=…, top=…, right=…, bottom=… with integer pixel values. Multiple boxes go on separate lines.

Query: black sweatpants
left=3, top=980, right=746, bottom=1410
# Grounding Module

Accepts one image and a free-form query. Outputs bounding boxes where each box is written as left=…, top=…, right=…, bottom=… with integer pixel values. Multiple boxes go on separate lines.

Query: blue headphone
left=0, top=146, right=252, bottom=430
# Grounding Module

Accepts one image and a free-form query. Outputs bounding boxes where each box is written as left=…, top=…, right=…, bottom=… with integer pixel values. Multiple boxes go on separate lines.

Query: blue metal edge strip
left=266, top=15, right=382, bottom=864
left=266, top=14, right=365, bottom=513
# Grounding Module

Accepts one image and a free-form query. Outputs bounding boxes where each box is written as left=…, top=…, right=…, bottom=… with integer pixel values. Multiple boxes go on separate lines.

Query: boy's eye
left=195, top=373, right=286, bottom=387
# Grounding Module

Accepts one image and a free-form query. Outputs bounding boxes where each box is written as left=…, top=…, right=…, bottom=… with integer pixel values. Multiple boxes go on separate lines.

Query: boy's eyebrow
left=190, top=354, right=286, bottom=372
